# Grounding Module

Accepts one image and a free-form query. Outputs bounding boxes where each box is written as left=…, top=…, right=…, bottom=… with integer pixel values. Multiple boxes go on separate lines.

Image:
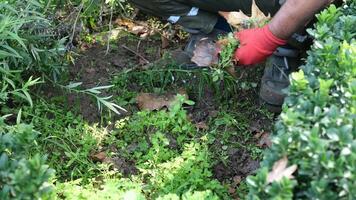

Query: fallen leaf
left=161, top=32, right=170, bottom=49
left=233, top=176, right=242, bottom=185
left=254, top=131, right=264, bottom=138
left=195, top=121, right=209, bottom=130
left=115, top=18, right=135, bottom=28
left=219, top=0, right=271, bottom=29
left=115, top=18, right=151, bottom=37
left=191, top=38, right=220, bottom=67
left=228, top=187, right=236, bottom=194
left=267, top=156, right=298, bottom=183
left=131, top=25, right=147, bottom=35
left=256, top=132, right=272, bottom=148
left=219, top=11, right=250, bottom=28
left=226, top=66, right=237, bottom=78
left=136, top=90, right=188, bottom=111
left=91, top=152, right=107, bottom=162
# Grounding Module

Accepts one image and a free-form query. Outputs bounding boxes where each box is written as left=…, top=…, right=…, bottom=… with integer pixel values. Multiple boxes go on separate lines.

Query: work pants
left=129, top=0, right=282, bottom=33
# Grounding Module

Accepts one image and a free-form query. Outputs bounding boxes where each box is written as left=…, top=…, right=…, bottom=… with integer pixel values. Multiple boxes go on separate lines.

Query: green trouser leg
left=129, top=0, right=281, bottom=34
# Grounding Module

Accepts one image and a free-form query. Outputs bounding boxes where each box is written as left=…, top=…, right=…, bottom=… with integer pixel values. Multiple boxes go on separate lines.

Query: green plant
left=55, top=178, right=144, bottom=200
left=247, top=2, right=356, bottom=199
left=64, top=82, right=126, bottom=115
left=0, top=0, right=66, bottom=109
left=112, top=56, right=240, bottom=103
left=0, top=117, right=55, bottom=200
left=103, top=95, right=229, bottom=199
left=23, top=101, right=109, bottom=182
left=218, top=33, right=239, bottom=69
left=211, top=33, right=239, bottom=82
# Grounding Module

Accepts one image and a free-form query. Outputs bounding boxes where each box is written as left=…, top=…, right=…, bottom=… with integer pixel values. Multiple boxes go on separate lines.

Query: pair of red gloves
left=234, top=25, right=287, bottom=65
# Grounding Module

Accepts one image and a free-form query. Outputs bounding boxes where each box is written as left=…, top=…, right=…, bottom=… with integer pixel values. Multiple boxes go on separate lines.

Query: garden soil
left=67, top=32, right=273, bottom=186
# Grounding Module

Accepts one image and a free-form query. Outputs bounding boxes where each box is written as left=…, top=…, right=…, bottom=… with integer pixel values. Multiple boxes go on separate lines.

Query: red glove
left=234, top=25, right=287, bottom=66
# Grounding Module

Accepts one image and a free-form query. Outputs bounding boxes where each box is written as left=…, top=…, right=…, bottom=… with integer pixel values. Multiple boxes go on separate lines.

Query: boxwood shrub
left=247, top=2, right=356, bottom=200
left=0, top=120, right=55, bottom=200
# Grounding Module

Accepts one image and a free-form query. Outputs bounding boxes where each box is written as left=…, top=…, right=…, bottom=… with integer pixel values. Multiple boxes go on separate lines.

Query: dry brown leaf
left=115, top=18, right=135, bottom=28
left=218, top=11, right=250, bottom=28
left=195, top=121, right=209, bottom=130
left=256, top=132, right=272, bottom=148
left=115, top=18, right=151, bottom=37
left=219, top=0, right=271, bottom=29
left=136, top=93, right=173, bottom=111
left=136, top=90, right=188, bottom=111
left=228, top=187, right=236, bottom=194
left=233, top=176, right=242, bottom=185
left=91, top=152, right=107, bottom=162
left=161, top=35, right=170, bottom=49
left=131, top=25, right=148, bottom=35
left=226, top=66, right=238, bottom=78
left=267, top=156, right=298, bottom=183
left=191, top=38, right=220, bottom=67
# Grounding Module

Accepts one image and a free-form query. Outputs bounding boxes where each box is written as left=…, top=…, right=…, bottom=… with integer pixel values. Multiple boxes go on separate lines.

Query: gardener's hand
left=234, top=25, right=287, bottom=66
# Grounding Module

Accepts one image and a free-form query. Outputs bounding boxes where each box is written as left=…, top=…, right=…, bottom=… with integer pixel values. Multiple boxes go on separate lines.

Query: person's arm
left=269, top=0, right=330, bottom=39
left=235, top=0, right=331, bottom=66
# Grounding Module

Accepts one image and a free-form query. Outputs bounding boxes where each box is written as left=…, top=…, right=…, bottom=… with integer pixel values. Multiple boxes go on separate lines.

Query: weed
left=218, top=33, right=239, bottom=70
left=23, top=101, right=110, bottom=182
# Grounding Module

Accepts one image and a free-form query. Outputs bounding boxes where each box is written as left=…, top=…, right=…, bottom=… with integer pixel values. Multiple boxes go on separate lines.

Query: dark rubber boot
left=259, top=47, right=301, bottom=113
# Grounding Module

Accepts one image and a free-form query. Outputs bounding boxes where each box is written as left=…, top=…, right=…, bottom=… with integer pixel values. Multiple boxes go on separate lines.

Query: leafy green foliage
left=212, top=33, right=239, bottom=82
left=247, top=3, right=356, bottom=199
left=0, top=118, right=54, bottom=200
left=105, top=96, right=228, bottom=199
left=42, top=0, right=132, bottom=32
left=53, top=97, right=229, bottom=199
left=56, top=178, right=144, bottom=200
left=218, top=33, right=239, bottom=70
left=0, top=0, right=66, bottom=108
left=23, top=101, right=109, bottom=182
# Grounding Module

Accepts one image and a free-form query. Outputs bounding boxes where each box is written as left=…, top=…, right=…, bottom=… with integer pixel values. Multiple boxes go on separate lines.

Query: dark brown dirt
left=188, top=86, right=217, bottom=123
left=213, top=149, right=260, bottom=182
left=67, top=35, right=163, bottom=122
left=109, top=157, right=139, bottom=176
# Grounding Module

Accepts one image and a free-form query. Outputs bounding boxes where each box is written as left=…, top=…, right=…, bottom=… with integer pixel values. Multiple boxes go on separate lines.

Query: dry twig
left=121, top=45, right=150, bottom=64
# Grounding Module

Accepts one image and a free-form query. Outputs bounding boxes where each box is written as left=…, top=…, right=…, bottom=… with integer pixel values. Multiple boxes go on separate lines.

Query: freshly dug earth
left=68, top=35, right=163, bottom=122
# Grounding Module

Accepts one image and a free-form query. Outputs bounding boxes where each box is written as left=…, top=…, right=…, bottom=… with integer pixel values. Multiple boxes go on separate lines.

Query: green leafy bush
left=247, top=2, right=356, bottom=199
left=0, top=118, right=54, bottom=200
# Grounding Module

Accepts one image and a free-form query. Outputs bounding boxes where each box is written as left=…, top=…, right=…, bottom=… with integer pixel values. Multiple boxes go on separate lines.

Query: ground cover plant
left=1, top=0, right=355, bottom=200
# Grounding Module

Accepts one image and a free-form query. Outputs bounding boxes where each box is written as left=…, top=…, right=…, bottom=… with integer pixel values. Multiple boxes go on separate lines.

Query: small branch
left=121, top=45, right=150, bottom=64
left=105, top=4, right=114, bottom=55
left=69, top=2, right=84, bottom=46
